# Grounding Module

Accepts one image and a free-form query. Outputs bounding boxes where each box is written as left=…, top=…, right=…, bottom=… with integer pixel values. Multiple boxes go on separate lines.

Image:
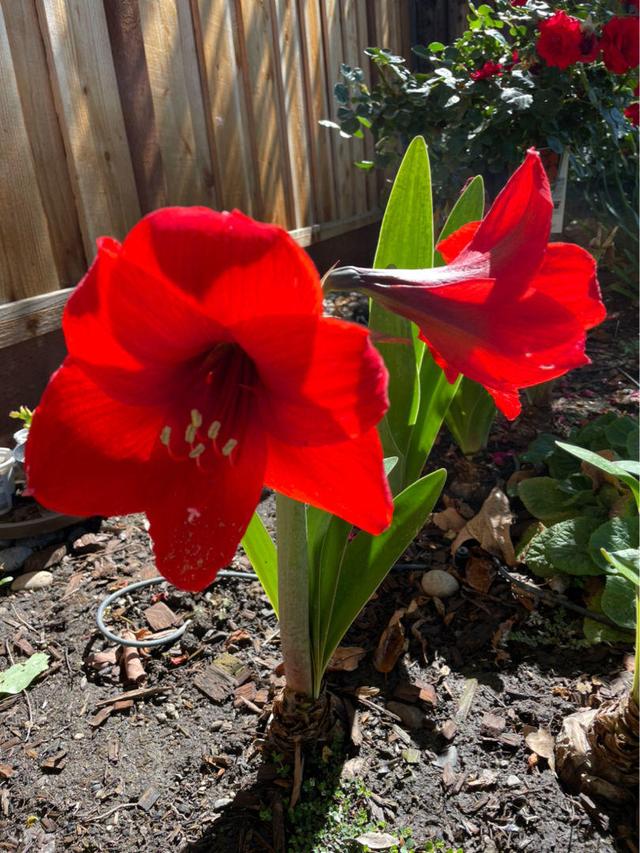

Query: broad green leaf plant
left=242, top=138, right=482, bottom=697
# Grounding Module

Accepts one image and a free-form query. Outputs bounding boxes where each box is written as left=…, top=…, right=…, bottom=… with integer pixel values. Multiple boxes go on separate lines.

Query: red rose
left=601, top=16, right=639, bottom=74
left=536, top=11, right=583, bottom=69
left=470, top=60, right=503, bottom=81
left=624, top=102, right=639, bottom=125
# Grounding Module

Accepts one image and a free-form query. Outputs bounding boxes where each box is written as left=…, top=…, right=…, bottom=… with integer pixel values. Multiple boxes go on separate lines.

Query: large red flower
left=536, top=11, right=583, bottom=69
left=326, top=150, right=605, bottom=420
left=26, top=209, right=393, bottom=590
left=601, top=16, right=639, bottom=74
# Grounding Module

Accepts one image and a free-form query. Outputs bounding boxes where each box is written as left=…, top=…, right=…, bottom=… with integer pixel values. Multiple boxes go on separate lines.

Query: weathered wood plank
left=194, top=0, right=257, bottom=215
left=273, top=0, right=313, bottom=228
left=37, top=0, right=141, bottom=257
left=0, top=5, right=59, bottom=304
left=297, top=0, right=337, bottom=223
left=139, top=0, right=216, bottom=207
left=237, top=0, right=294, bottom=226
left=340, top=0, right=368, bottom=214
left=322, top=0, right=356, bottom=218
left=1, top=0, right=85, bottom=289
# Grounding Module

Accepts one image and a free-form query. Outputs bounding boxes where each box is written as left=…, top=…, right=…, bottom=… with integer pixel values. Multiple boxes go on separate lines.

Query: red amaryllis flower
left=536, top=11, right=583, bottom=69
left=326, top=150, right=605, bottom=420
left=511, top=0, right=528, bottom=6
left=470, top=60, right=503, bottom=81
left=601, top=16, right=639, bottom=74
left=25, top=209, right=393, bottom=590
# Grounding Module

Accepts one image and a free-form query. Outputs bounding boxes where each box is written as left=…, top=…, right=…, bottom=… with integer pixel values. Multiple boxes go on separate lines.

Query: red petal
left=458, top=150, right=553, bottom=293
left=64, top=239, right=141, bottom=372
left=146, top=425, right=267, bottom=591
left=120, top=208, right=323, bottom=324
left=437, top=221, right=480, bottom=264
left=235, top=316, right=388, bottom=445
left=530, top=243, right=605, bottom=329
left=25, top=360, right=165, bottom=516
left=264, top=428, right=392, bottom=535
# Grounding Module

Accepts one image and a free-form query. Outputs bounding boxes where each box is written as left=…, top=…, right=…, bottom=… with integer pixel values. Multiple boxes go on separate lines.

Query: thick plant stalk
left=276, top=493, right=314, bottom=697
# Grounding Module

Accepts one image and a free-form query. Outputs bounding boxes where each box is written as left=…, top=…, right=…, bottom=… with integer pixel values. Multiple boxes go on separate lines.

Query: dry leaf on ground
left=326, top=646, right=366, bottom=672
left=525, top=727, right=556, bottom=772
left=451, top=487, right=516, bottom=565
left=373, top=609, right=406, bottom=673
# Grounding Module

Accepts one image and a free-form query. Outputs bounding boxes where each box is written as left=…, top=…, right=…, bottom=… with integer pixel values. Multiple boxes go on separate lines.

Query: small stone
left=11, top=570, right=53, bottom=591
left=421, top=569, right=459, bottom=599
left=213, top=797, right=233, bottom=810
left=0, top=546, right=33, bottom=574
left=506, top=774, right=522, bottom=788
left=386, top=701, right=425, bottom=730
left=480, top=713, right=506, bottom=738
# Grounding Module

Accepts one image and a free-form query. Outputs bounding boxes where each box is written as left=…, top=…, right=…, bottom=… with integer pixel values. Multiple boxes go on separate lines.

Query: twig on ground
left=80, top=802, right=138, bottom=823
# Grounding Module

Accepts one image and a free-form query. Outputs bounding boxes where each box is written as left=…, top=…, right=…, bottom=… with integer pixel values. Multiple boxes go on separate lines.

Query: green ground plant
left=517, top=413, right=639, bottom=640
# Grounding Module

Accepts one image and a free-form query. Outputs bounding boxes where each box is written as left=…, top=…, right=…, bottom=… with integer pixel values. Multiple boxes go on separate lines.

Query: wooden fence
left=0, top=0, right=410, bottom=335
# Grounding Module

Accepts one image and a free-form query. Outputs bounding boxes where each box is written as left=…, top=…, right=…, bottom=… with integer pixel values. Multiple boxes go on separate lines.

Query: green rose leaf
left=589, top=517, right=640, bottom=572
left=601, top=574, right=636, bottom=630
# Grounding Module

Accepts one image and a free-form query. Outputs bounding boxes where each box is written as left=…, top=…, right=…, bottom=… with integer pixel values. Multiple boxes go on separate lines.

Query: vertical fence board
left=37, top=0, right=141, bottom=256
left=274, top=0, right=313, bottom=228
left=297, top=0, right=336, bottom=223
left=322, top=0, right=356, bottom=218
left=340, top=0, right=367, bottom=214
left=0, top=5, right=59, bottom=303
left=355, top=0, right=377, bottom=210
left=195, top=0, right=258, bottom=215
left=237, top=0, right=294, bottom=226
left=1, top=0, right=86, bottom=289
left=139, top=0, right=216, bottom=207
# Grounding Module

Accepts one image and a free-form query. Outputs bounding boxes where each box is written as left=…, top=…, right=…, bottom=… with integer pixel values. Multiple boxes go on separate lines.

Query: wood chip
left=480, top=713, right=506, bottom=738
left=23, top=545, right=66, bottom=573
left=143, top=602, right=179, bottom=632
left=224, top=628, right=252, bottom=649
left=89, top=707, right=113, bottom=728
left=119, top=632, right=146, bottom=685
left=41, top=749, right=67, bottom=772
left=373, top=609, right=406, bottom=673
left=113, top=699, right=134, bottom=712
left=0, top=764, right=13, bottom=779
left=62, top=572, right=86, bottom=599
left=108, top=737, right=120, bottom=764
left=194, top=665, right=235, bottom=704
left=13, top=636, right=36, bottom=657
left=440, top=719, right=457, bottom=741
left=456, top=678, right=478, bottom=721
left=233, top=682, right=256, bottom=708
left=137, top=785, right=160, bottom=812
left=72, top=533, right=103, bottom=554
left=94, top=686, right=168, bottom=708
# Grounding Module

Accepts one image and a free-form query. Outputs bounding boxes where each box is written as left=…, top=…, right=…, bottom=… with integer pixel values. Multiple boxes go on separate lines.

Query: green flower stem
left=633, top=592, right=639, bottom=708
left=276, top=492, right=315, bottom=698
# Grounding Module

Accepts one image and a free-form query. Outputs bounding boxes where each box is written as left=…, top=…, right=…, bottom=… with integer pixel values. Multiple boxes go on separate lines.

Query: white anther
left=189, top=443, right=206, bottom=458
left=185, top=424, right=197, bottom=444
left=221, top=438, right=238, bottom=457
left=191, top=409, right=203, bottom=427
left=160, top=426, right=172, bottom=447
left=208, top=420, right=221, bottom=440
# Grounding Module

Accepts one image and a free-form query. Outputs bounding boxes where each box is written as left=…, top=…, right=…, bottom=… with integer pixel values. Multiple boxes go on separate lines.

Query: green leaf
left=590, top=516, right=640, bottom=572
left=583, top=618, right=634, bottom=644
left=319, top=469, right=446, bottom=671
left=523, top=525, right=557, bottom=577
left=604, top=415, right=637, bottom=454
left=518, top=477, right=580, bottom=524
left=445, top=378, right=496, bottom=455
left=601, top=574, right=636, bottom=629
left=241, top=513, right=278, bottom=616
left=428, top=41, right=446, bottom=53
left=0, top=653, right=49, bottom=695
left=601, top=548, right=640, bottom=586
left=435, top=175, right=484, bottom=262
left=521, top=433, right=563, bottom=467
left=556, top=441, right=639, bottom=508
left=369, top=136, right=434, bottom=487
left=626, top=425, right=639, bottom=461
left=544, top=517, right=602, bottom=576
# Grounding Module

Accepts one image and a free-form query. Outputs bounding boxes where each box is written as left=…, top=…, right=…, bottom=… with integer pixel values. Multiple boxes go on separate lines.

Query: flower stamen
left=222, top=438, right=238, bottom=457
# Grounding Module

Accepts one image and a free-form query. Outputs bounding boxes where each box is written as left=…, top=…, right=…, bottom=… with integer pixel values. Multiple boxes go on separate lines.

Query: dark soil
left=0, top=294, right=637, bottom=853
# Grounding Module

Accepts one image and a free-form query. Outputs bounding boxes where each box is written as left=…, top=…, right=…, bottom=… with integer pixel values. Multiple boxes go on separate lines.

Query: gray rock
left=386, top=701, right=425, bottom=730
left=0, top=545, right=33, bottom=574
left=421, top=569, right=459, bottom=599
left=11, top=570, right=54, bottom=591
